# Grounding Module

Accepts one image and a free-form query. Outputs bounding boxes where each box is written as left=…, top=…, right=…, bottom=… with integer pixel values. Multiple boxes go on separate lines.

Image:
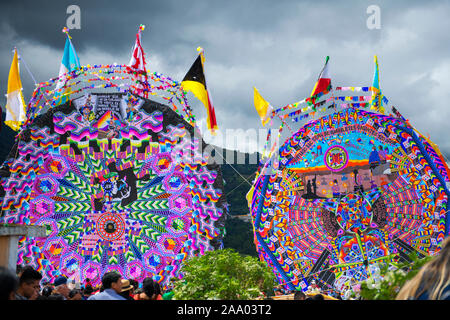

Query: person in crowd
left=307, top=280, right=321, bottom=294
left=310, top=293, right=325, bottom=300
left=0, top=267, right=19, bottom=300
left=274, top=288, right=283, bottom=296
left=88, top=271, right=125, bottom=300
left=275, top=284, right=288, bottom=295
left=133, top=287, right=144, bottom=296
left=53, top=276, right=70, bottom=300
left=84, top=278, right=93, bottom=289
left=68, top=289, right=83, bottom=300
left=129, top=279, right=139, bottom=294
left=293, top=290, right=306, bottom=300
left=16, top=264, right=23, bottom=277
left=15, top=266, right=42, bottom=300
left=41, top=280, right=54, bottom=294
left=41, top=286, right=53, bottom=298
left=47, top=293, right=65, bottom=300
left=396, top=237, right=450, bottom=300
left=119, top=279, right=135, bottom=300
left=341, top=285, right=354, bottom=300
left=152, top=280, right=163, bottom=300
left=341, top=285, right=348, bottom=300
left=134, top=277, right=155, bottom=300
left=82, top=284, right=94, bottom=300
left=378, top=145, right=387, bottom=163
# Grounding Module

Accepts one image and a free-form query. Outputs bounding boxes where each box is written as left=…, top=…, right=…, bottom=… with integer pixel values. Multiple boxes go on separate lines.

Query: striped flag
left=128, top=25, right=148, bottom=98
left=310, top=56, right=332, bottom=104
left=4, top=48, right=27, bottom=131
left=181, top=48, right=218, bottom=134
left=54, top=29, right=81, bottom=106
left=370, top=55, right=385, bottom=114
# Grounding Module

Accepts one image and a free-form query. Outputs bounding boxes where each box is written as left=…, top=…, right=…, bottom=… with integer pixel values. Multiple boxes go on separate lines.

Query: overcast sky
left=1, top=0, right=449, bottom=158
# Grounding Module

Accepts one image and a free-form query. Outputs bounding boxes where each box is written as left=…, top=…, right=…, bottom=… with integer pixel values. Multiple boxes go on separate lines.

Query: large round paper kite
left=250, top=106, right=450, bottom=291
left=0, top=66, right=226, bottom=288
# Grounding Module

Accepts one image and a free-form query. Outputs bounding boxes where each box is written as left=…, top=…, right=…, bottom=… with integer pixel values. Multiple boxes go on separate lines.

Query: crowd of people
left=0, top=265, right=174, bottom=301
left=272, top=280, right=348, bottom=300
left=1, top=237, right=450, bottom=300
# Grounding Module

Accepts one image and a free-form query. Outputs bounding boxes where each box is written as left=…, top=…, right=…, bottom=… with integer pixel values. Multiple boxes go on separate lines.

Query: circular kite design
left=0, top=92, right=226, bottom=288
left=324, top=145, right=348, bottom=172
left=250, top=107, right=450, bottom=291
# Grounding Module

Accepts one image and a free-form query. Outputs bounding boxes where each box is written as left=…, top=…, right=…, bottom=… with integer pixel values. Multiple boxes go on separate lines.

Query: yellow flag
left=246, top=184, right=255, bottom=208
left=254, top=87, right=272, bottom=126
left=5, top=49, right=27, bottom=131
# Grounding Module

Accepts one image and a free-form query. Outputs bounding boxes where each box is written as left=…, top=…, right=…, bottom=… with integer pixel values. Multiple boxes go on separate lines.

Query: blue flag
left=54, top=36, right=81, bottom=106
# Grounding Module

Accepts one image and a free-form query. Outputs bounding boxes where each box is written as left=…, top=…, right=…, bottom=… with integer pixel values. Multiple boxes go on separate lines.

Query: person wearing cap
left=53, top=276, right=70, bottom=300
left=119, top=279, right=135, bottom=300
left=307, top=280, right=321, bottom=295
left=88, top=272, right=126, bottom=300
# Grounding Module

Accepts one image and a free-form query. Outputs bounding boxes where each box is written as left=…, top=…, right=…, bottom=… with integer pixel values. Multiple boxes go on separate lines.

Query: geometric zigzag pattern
left=0, top=94, right=225, bottom=289
left=251, top=107, right=449, bottom=292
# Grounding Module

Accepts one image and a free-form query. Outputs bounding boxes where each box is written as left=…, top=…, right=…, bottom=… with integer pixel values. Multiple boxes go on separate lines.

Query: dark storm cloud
left=0, top=0, right=449, bottom=156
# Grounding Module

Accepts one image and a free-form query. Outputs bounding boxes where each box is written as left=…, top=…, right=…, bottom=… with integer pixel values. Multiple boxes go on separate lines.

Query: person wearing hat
left=307, top=280, right=321, bottom=295
left=53, top=276, right=70, bottom=300
left=119, top=279, right=135, bottom=300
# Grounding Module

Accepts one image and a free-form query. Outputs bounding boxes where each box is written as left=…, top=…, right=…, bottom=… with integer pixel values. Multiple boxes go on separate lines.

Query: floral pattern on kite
left=0, top=93, right=225, bottom=288
left=250, top=108, right=450, bottom=292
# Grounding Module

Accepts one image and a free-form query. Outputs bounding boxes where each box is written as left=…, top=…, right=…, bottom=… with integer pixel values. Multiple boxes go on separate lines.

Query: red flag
left=128, top=25, right=148, bottom=98
left=310, top=56, right=331, bottom=101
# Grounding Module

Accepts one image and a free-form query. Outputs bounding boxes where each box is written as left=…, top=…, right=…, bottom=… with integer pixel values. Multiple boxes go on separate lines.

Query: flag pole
left=17, top=49, right=38, bottom=85
left=16, top=47, right=54, bottom=123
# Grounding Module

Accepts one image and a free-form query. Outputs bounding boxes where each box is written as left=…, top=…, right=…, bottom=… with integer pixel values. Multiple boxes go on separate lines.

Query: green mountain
left=208, top=146, right=260, bottom=257
left=0, top=112, right=17, bottom=163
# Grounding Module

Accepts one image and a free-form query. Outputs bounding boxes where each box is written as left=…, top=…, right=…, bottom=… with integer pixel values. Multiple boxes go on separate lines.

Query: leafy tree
left=172, top=248, right=275, bottom=300
left=359, top=252, right=433, bottom=300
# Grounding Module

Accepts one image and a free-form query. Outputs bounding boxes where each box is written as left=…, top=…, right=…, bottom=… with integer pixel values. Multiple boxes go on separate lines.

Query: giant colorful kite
left=249, top=57, right=450, bottom=292
left=0, top=30, right=226, bottom=288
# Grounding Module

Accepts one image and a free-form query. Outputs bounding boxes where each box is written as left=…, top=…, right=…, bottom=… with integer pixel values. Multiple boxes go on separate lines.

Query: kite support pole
left=0, top=224, right=47, bottom=272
